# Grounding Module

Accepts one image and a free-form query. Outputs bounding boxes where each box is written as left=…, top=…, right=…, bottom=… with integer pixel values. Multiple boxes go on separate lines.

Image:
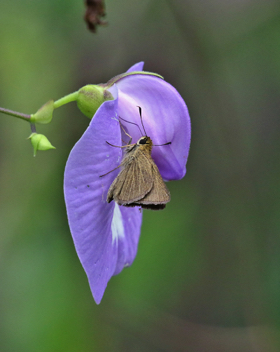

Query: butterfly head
left=137, top=136, right=153, bottom=152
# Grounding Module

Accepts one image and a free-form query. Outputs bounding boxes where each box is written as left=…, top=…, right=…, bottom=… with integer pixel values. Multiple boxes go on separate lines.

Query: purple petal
left=115, top=74, right=191, bottom=181
left=126, top=62, right=144, bottom=73
left=64, top=97, right=142, bottom=304
left=114, top=205, right=142, bottom=275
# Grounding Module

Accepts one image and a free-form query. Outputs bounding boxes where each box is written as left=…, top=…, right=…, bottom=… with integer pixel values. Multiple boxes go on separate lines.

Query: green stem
left=53, top=91, right=78, bottom=109
left=0, top=107, right=30, bottom=122
left=30, top=123, right=37, bottom=133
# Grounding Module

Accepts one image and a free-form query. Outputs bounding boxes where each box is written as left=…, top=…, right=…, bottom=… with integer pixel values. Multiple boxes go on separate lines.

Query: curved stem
left=54, top=91, right=79, bottom=109
left=0, top=107, right=30, bottom=122
left=106, top=71, right=163, bottom=88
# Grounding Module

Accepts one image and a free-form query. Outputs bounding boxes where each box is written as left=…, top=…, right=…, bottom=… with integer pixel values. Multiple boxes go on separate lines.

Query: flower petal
left=126, top=61, right=144, bottom=73
left=115, top=74, right=191, bottom=180
left=64, top=97, right=142, bottom=304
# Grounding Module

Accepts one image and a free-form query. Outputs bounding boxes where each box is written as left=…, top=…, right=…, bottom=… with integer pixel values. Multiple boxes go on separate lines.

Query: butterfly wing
left=132, top=160, right=171, bottom=210
left=107, top=151, right=154, bottom=205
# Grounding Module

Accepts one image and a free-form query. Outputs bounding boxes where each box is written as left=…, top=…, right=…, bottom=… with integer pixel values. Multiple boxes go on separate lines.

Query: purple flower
left=64, top=62, right=191, bottom=304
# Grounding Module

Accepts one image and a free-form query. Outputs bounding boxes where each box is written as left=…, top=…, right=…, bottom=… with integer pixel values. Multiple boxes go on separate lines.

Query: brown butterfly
left=101, top=107, right=171, bottom=210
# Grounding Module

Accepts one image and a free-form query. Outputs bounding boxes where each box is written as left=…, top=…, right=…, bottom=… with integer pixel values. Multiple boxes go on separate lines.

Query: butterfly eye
left=139, top=138, right=147, bottom=145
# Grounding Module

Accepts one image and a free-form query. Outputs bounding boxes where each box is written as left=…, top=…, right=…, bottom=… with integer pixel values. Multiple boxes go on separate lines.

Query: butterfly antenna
left=137, top=106, right=148, bottom=137
left=106, top=141, right=135, bottom=148
left=119, top=116, right=143, bottom=136
left=153, top=142, right=172, bottom=146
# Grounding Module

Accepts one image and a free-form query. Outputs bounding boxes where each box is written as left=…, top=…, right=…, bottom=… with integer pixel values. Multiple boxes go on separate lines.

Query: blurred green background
left=1, top=0, right=280, bottom=351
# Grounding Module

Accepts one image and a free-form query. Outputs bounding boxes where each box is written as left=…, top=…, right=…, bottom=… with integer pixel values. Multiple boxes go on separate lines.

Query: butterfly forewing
left=107, top=150, right=153, bottom=205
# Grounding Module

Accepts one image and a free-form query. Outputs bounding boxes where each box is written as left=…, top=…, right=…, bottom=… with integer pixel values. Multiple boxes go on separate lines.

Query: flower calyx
left=76, top=85, right=113, bottom=119
left=30, top=100, right=54, bottom=124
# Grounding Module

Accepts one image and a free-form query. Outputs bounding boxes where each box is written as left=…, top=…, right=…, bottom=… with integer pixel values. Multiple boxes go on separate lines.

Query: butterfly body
left=107, top=136, right=171, bottom=210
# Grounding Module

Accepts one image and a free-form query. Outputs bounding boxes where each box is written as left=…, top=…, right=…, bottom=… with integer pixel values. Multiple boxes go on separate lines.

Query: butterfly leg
left=119, top=121, right=132, bottom=144
left=99, top=163, right=122, bottom=177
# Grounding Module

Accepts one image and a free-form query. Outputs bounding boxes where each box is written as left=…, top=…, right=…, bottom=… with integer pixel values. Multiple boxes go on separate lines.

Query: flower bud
left=28, top=133, right=56, bottom=156
left=76, top=85, right=113, bottom=118
left=30, top=100, right=54, bottom=124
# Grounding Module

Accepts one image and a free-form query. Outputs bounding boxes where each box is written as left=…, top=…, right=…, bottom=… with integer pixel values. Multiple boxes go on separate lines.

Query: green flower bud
left=30, top=100, right=54, bottom=124
left=76, top=85, right=113, bottom=119
left=28, top=133, right=56, bottom=156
